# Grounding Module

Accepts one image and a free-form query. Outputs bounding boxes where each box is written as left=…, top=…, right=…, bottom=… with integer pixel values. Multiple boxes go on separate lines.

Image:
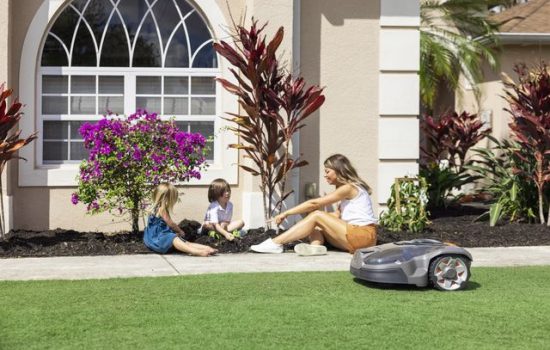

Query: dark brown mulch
left=1, top=205, right=549, bottom=258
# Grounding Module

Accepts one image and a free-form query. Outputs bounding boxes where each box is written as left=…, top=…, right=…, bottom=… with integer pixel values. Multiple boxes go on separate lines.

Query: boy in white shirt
left=201, top=178, right=244, bottom=241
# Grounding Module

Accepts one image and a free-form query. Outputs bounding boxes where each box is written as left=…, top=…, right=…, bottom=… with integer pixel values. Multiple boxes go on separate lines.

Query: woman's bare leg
left=273, top=211, right=351, bottom=251
left=308, top=229, right=325, bottom=245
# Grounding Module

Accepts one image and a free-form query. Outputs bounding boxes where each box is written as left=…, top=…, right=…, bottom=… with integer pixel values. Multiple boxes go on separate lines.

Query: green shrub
left=380, top=177, right=431, bottom=233
left=467, top=136, right=538, bottom=225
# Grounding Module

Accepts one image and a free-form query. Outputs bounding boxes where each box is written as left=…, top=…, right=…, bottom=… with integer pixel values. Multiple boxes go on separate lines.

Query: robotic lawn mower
left=350, top=239, right=472, bottom=291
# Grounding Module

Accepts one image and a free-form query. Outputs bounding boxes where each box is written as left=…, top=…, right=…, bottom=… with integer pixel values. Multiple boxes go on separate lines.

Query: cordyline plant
left=503, top=62, right=550, bottom=225
left=0, top=84, right=37, bottom=239
left=214, top=19, right=325, bottom=226
left=422, top=111, right=491, bottom=172
left=420, top=111, right=490, bottom=208
left=72, top=111, right=208, bottom=233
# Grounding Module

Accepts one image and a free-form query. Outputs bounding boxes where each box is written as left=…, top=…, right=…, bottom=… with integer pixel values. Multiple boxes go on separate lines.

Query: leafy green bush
left=467, top=136, right=538, bottom=225
left=419, top=162, right=479, bottom=209
left=380, top=177, right=431, bottom=233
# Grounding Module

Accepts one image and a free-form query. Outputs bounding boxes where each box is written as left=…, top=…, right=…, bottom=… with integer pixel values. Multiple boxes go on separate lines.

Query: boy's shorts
left=345, top=224, right=377, bottom=254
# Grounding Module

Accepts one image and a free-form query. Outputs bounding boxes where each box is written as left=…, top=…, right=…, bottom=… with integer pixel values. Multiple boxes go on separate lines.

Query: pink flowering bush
left=72, top=111, right=208, bottom=232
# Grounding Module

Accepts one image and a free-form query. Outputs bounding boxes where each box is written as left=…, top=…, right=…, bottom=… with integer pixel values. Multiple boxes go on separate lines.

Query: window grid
left=39, top=0, right=220, bottom=165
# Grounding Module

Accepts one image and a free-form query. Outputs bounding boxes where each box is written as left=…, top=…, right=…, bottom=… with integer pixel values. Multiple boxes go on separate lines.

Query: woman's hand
left=274, top=212, right=287, bottom=225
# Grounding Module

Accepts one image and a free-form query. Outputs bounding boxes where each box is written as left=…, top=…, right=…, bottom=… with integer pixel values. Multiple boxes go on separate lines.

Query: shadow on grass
left=353, top=278, right=481, bottom=292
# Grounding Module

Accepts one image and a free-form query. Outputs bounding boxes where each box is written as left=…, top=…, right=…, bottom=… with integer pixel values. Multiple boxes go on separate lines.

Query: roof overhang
left=497, top=32, right=550, bottom=44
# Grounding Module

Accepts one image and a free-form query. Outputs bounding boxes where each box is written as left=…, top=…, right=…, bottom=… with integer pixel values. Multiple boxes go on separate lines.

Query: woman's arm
left=160, top=211, right=185, bottom=237
left=274, top=184, right=354, bottom=224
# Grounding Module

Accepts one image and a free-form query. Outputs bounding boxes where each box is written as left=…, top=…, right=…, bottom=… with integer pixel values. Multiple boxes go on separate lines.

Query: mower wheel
left=429, top=254, right=471, bottom=291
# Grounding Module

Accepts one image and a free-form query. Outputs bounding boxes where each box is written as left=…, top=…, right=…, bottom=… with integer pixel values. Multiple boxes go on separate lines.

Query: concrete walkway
left=1, top=246, right=550, bottom=281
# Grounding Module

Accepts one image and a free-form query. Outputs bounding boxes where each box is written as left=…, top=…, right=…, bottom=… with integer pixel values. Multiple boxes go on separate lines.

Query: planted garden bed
left=1, top=205, right=549, bottom=258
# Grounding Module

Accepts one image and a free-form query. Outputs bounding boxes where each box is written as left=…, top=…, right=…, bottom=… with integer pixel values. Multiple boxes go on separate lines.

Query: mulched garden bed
left=1, top=205, right=550, bottom=258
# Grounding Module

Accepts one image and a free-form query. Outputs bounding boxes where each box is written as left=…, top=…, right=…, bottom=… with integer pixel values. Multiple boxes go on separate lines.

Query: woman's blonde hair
left=208, top=178, right=230, bottom=203
left=152, top=183, right=179, bottom=216
left=324, top=154, right=372, bottom=194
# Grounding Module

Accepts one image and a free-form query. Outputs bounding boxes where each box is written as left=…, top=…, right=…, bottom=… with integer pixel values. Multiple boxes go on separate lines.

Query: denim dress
left=143, top=215, right=177, bottom=254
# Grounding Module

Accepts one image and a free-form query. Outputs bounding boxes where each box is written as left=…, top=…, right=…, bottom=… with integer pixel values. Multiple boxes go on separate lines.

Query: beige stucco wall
left=9, top=0, right=249, bottom=231
left=300, top=0, right=380, bottom=204
left=456, top=44, right=550, bottom=143
left=8, top=0, right=391, bottom=231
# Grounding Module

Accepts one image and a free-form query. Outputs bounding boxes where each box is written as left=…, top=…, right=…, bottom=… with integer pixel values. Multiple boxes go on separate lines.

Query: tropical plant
left=0, top=84, right=37, bottom=239
left=420, top=0, right=500, bottom=111
left=380, top=177, right=431, bottom=233
left=214, top=19, right=325, bottom=226
left=420, top=111, right=490, bottom=208
left=467, top=136, right=537, bottom=225
left=72, top=111, right=208, bottom=233
left=422, top=111, right=492, bottom=172
left=502, top=62, right=550, bottom=225
left=419, top=163, right=478, bottom=209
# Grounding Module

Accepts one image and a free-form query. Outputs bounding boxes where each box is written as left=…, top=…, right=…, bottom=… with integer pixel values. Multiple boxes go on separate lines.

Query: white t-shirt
left=339, top=184, right=378, bottom=226
left=203, top=200, right=233, bottom=223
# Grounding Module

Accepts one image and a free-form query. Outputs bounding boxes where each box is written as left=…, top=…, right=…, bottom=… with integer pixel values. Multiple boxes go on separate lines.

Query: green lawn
left=1, top=267, right=549, bottom=350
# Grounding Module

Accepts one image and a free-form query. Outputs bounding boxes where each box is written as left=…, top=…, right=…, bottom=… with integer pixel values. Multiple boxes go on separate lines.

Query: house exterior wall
left=455, top=44, right=550, bottom=143
left=6, top=0, right=420, bottom=232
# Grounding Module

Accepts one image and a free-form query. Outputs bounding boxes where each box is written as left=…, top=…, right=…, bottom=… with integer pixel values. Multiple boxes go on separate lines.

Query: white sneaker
left=294, top=243, right=327, bottom=256
left=250, top=238, right=283, bottom=253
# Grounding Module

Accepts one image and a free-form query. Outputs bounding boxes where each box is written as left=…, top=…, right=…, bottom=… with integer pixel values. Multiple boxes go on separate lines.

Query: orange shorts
left=346, top=224, right=377, bottom=254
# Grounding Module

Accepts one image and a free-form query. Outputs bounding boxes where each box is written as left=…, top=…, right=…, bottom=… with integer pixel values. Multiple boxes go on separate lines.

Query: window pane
left=99, top=96, right=124, bottom=114
left=152, top=0, right=182, bottom=49
left=70, top=141, right=89, bottom=161
left=165, top=25, right=190, bottom=68
left=165, top=77, right=188, bottom=94
left=71, top=96, right=96, bottom=114
left=189, top=121, right=214, bottom=160
left=99, top=76, right=124, bottom=94
left=70, top=121, right=87, bottom=139
left=132, top=14, right=161, bottom=67
left=43, top=75, right=68, bottom=93
left=49, top=6, right=79, bottom=50
left=71, top=24, right=97, bottom=66
left=43, top=141, right=68, bottom=161
left=71, top=76, right=96, bottom=93
left=174, top=121, right=189, bottom=132
left=189, top=121, right=214, bottom=138
left=191, top=77, right=215, bottom=95
left=164, top=97, right=188, bottom=115
left=42, top=96, right=68, bottom=114
left=41, top=35, right=69, bottom=67
left=100, top=13, right=130, bottom=67
left=44, top=121, right=68, bottom=139
left=136, top=97, right=161, bottom=113
left=136, top=76, right=161, bottom=94
left=186, top=12, right=212, bottom=57
left=192, top=42, right=218, bottom=68
left=191, top=97, right=215, bottom=115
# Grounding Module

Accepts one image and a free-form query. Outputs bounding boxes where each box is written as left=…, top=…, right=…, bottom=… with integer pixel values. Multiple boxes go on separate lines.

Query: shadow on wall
left=299, top=0, right=379, bottom=202
left=11, top=162, right=51, bottom=231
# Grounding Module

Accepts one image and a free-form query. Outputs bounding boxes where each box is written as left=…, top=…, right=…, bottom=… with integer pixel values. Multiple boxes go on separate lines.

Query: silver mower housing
left=350, top=239, right=472, bottom=291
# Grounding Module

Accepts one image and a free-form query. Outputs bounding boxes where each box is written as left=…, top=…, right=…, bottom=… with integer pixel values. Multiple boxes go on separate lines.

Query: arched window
left=39, top=0, right=218, bottom=164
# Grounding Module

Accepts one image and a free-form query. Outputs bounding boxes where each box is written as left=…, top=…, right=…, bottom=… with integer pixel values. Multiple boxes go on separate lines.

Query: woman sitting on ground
left=251, top=154, right=378, bottom=255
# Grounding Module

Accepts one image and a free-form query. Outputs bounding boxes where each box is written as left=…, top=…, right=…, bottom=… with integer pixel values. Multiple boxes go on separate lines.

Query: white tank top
left=339, top=184, right=378, bottom=226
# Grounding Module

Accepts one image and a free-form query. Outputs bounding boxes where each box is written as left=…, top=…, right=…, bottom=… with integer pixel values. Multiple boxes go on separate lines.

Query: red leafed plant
left=0, top=83, right=37, bottom=238
left=214, top=19, right=325, bottom=226
left=422, top=111, right=491, bottom=172
left=503, top=62, right=550, bottom=225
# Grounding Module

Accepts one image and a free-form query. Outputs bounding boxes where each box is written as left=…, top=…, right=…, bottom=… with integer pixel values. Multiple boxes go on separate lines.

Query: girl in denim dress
left=144, top=183, right=217, bottom=256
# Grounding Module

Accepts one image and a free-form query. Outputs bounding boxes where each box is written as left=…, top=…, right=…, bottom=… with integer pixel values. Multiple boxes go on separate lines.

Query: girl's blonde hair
left=208, top=178, right=230, bottom=203
left=152, top=183, right=179, bottom=216
left=324, top=154, right=372, bottom=194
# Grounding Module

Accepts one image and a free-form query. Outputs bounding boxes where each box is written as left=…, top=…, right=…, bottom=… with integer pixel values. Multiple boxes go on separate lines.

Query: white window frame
left=19, top=0, right=238, bottom=186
